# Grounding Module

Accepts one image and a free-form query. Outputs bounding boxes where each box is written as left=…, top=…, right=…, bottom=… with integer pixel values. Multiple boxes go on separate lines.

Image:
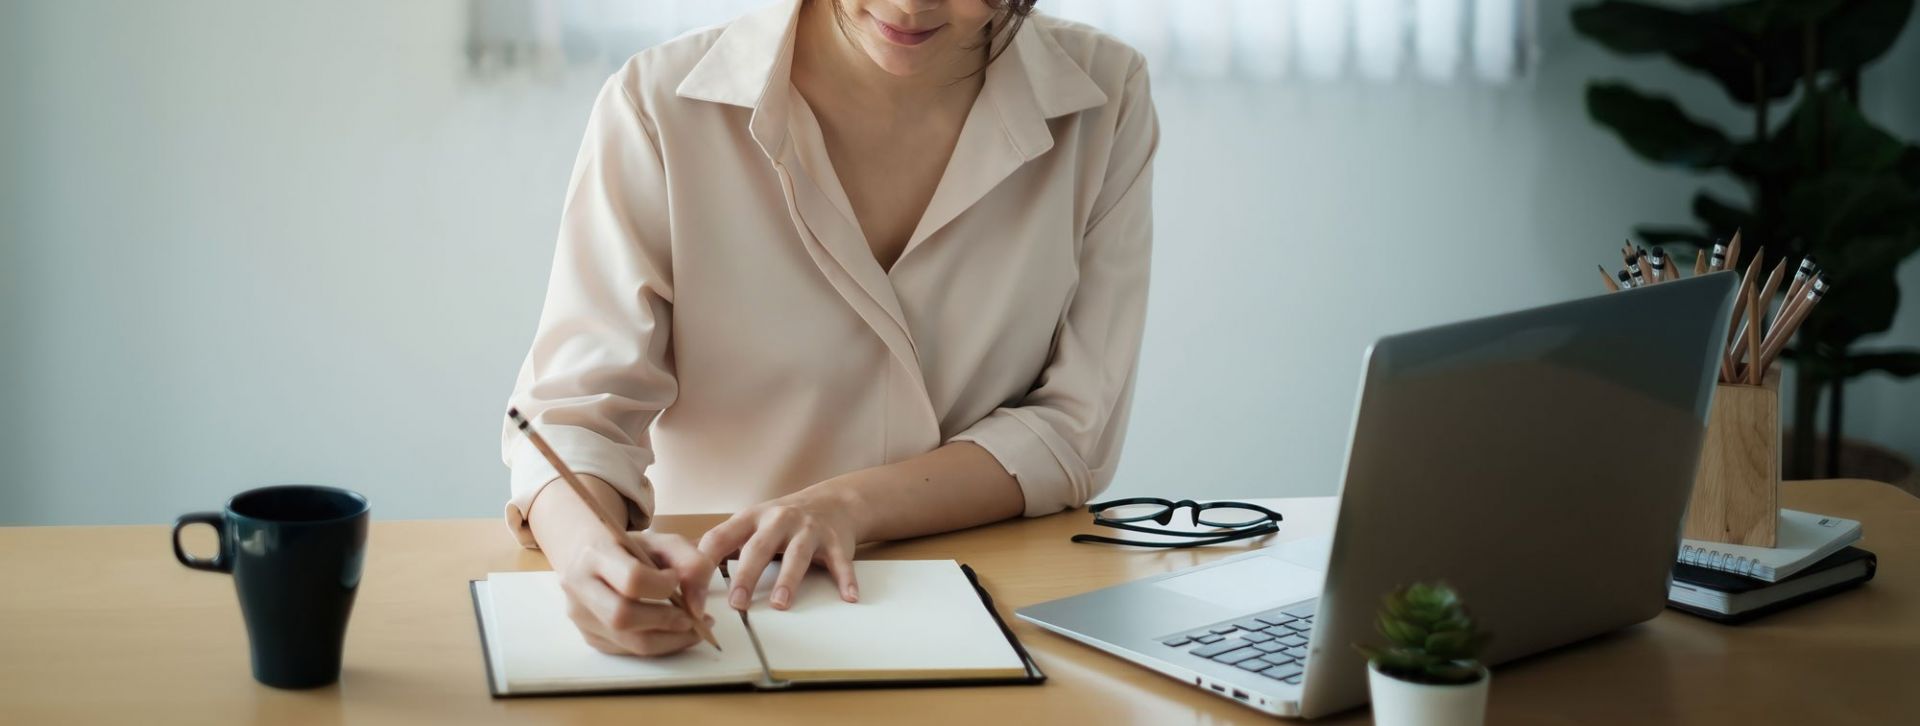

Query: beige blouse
left=502, top=0, right=1157, bottom=545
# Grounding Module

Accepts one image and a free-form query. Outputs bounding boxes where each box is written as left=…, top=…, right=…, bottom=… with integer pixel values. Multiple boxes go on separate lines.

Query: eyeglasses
left=1071, top=497, right=1283, bottom=548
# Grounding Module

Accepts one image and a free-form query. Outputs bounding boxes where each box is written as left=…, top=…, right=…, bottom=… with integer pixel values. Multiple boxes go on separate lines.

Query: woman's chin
left=861, top=43, right=941, bottom=78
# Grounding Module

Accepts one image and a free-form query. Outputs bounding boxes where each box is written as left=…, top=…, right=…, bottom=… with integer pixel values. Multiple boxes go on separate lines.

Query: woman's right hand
left=528, top=473, right=718, bottom=657
left=557, top=530, right=718, bottom=656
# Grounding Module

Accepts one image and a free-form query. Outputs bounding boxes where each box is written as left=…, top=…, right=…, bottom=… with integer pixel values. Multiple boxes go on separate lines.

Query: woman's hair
left=828, top=0, right=1038, bottom=74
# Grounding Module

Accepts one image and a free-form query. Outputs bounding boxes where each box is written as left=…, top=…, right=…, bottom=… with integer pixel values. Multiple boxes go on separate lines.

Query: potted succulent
left=1356, top=583, right=1492, bottom=726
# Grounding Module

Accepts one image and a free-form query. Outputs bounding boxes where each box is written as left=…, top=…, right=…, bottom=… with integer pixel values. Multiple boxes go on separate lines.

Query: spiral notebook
left=1676, top=509, right=1862, bottom=582
left=469, top=559, right=1044, bottom=697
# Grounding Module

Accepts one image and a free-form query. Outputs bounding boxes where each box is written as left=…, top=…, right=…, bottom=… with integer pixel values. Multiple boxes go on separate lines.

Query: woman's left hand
left=697, top=483, right=864, bottom=612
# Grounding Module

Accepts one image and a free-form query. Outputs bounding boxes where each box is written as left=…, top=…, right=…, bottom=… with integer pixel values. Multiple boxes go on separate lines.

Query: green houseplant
left=1357, top=583, right=1492, bottom=726
left=1573, top=0, right=1920, bottom=479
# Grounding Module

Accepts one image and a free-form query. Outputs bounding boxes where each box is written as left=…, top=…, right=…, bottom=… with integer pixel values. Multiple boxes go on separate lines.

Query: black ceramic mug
left=172, top=485, right=370, bottom=689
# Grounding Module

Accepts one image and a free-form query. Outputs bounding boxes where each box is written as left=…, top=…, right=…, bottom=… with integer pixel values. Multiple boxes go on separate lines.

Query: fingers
left=769, top=534, right=818, bottom=610
left=581, top=630, right=626, bottom=655
left=817, top=542, right=859, bottom=603
left=579, top=618, right=702, bottom=656
left=697, top=514, right=755, bottom=566
left=639, top=532, right=716, bottom=618
left=726, top=528, right=780, bottom=612
left=610, top=628, right=703, bottom=657
left=564, top=570, right=694, bottom=633
left=587, top=539, right=684, bottom=602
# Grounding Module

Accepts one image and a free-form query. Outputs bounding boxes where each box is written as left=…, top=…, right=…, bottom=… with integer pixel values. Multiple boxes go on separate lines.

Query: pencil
left=1758, top=277, right=1829, bottom=372
left=1693, top=250, right=1708, bottom=277
left=1617, top=269, right=1632, bottom=291
left=506, top=407, right=722, bottom=651
left=1725, top=229, right=1743, bottom=273
left=1775, top=259, right=1816, bottom=332
left=1784, top=258, right=1816, bottom=304
left=1743, top=268, right=1762, bottom=384
left=1727, top=253, right=1766, bottom=349
left=1730, top=255, right=1788, bottom=382
left=1649, top=247, right=1669, bottom=283
left=1723, top=264, right=1758, bottom=380
left=1634, top=243, right=1655, bottom=283
left=1708, top=241, right=1728, bottom=271
left=1600, top=265, right=1620, bottom=292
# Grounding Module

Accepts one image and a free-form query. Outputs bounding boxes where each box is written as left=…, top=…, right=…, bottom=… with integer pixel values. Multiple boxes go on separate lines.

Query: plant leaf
left=1425, top=630, right=1474, bottom=660
left=1423, top=661, right=1485, bottom=686
left=1573, top=1, right=1799, bottom=104
left=1803, top=271, right=1901, bottom=348
left=1572, top=1, right=1705, bottom=54
left=1819, top=0, right=1916, bottom=72
left=1692, top=191, right=1754, bottom=232
left=1783, top=90, right=1911, bottom=174
left=1587, top=83, right=1733, bottom=169
left=1719, top=0, right=1849, bottom=34
left=1634, top=226, right=1714, bottom=250
left=1381, top=616, right=1429, bottom=647
left=1788, top=174, right=1920, bottom=252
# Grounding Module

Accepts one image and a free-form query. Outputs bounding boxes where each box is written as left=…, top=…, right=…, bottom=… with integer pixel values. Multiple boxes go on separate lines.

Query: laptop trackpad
left=1154, top=553, right=1325, bottom=612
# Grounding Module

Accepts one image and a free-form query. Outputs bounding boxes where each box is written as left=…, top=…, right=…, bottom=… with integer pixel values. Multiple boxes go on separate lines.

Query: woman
left=502, top=0, right=1155, bottom=657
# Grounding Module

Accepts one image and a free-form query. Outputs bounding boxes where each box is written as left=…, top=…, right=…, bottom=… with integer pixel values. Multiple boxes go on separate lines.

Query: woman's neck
left=792, top=0, right=984, bottom=115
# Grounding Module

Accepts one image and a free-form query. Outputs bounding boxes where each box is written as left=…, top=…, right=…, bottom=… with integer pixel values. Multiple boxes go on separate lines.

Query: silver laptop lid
left=1299, top=273, right=1738, bottom=717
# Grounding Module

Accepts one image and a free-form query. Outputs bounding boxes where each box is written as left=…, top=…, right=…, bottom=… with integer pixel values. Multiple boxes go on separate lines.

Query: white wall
left=3, top=1, right=1917, bottom=525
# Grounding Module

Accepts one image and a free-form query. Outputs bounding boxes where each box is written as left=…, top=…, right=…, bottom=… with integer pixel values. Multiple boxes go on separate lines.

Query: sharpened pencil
left=1759, top=277, right=1829, bottom=371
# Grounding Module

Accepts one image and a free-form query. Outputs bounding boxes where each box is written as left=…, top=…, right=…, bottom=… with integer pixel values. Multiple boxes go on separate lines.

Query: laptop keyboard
left=1157, top=600, right=1318, bottom=685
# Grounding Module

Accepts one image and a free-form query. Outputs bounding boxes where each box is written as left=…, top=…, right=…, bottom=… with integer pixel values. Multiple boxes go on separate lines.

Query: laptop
left=1016, top=273, right=1738, bottom=718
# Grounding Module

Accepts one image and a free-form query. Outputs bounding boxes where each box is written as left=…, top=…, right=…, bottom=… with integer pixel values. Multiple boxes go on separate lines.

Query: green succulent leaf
left=1423, top=661, right=1486, bottom=686
left=1359, top=583, right=1489, bottom=678
left=1379, top=615, right=1429, bottom=648
left=1587, top=82, right=1733, bottom=169
left=1425, top=630, right=1475, bottom=660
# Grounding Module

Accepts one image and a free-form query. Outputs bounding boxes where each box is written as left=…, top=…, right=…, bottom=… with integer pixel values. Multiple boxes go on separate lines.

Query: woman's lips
left=872, top=16, right=942, bottom=46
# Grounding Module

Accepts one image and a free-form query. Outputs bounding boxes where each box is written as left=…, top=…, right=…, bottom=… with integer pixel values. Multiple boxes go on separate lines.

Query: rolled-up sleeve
left=951, top=59, right=1158, bottom=517
left=501, top=68, right=675, bottom=548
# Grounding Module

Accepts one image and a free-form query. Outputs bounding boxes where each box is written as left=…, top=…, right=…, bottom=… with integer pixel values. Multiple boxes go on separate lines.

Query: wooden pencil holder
left=1685, top=368, right=1780, bottom=547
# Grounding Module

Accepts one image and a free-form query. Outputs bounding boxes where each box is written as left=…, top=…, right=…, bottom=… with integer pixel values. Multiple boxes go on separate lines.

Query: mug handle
left=172, top=511, right=231, bottom=573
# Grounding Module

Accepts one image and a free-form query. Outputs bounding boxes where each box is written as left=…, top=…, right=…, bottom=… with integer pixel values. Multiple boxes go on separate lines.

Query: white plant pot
left=1367, top=661, right=1490, bottom=726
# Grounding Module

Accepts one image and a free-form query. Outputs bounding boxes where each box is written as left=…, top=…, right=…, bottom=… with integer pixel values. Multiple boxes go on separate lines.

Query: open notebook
left=470, top=560, right=1043, bottom=696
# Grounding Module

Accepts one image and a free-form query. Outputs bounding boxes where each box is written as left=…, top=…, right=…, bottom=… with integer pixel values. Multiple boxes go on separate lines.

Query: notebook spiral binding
left=1678, top=544, right=1759, bottom=577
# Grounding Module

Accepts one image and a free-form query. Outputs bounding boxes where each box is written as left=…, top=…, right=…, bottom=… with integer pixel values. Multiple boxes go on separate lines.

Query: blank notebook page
left=480, top=570, right=763, bottom=694
left=738, top=559, right=1028, bottom=682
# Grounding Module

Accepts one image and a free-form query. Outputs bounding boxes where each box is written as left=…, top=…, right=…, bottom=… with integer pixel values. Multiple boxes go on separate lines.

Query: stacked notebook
left=1668, top=509, right=1876, bottom=623
left=470, top=559, right=1043, bottom=696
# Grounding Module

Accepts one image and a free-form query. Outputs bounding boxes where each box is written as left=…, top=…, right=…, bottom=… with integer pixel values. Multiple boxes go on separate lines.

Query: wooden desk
left=2, top=479, right=1915, bottom=724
